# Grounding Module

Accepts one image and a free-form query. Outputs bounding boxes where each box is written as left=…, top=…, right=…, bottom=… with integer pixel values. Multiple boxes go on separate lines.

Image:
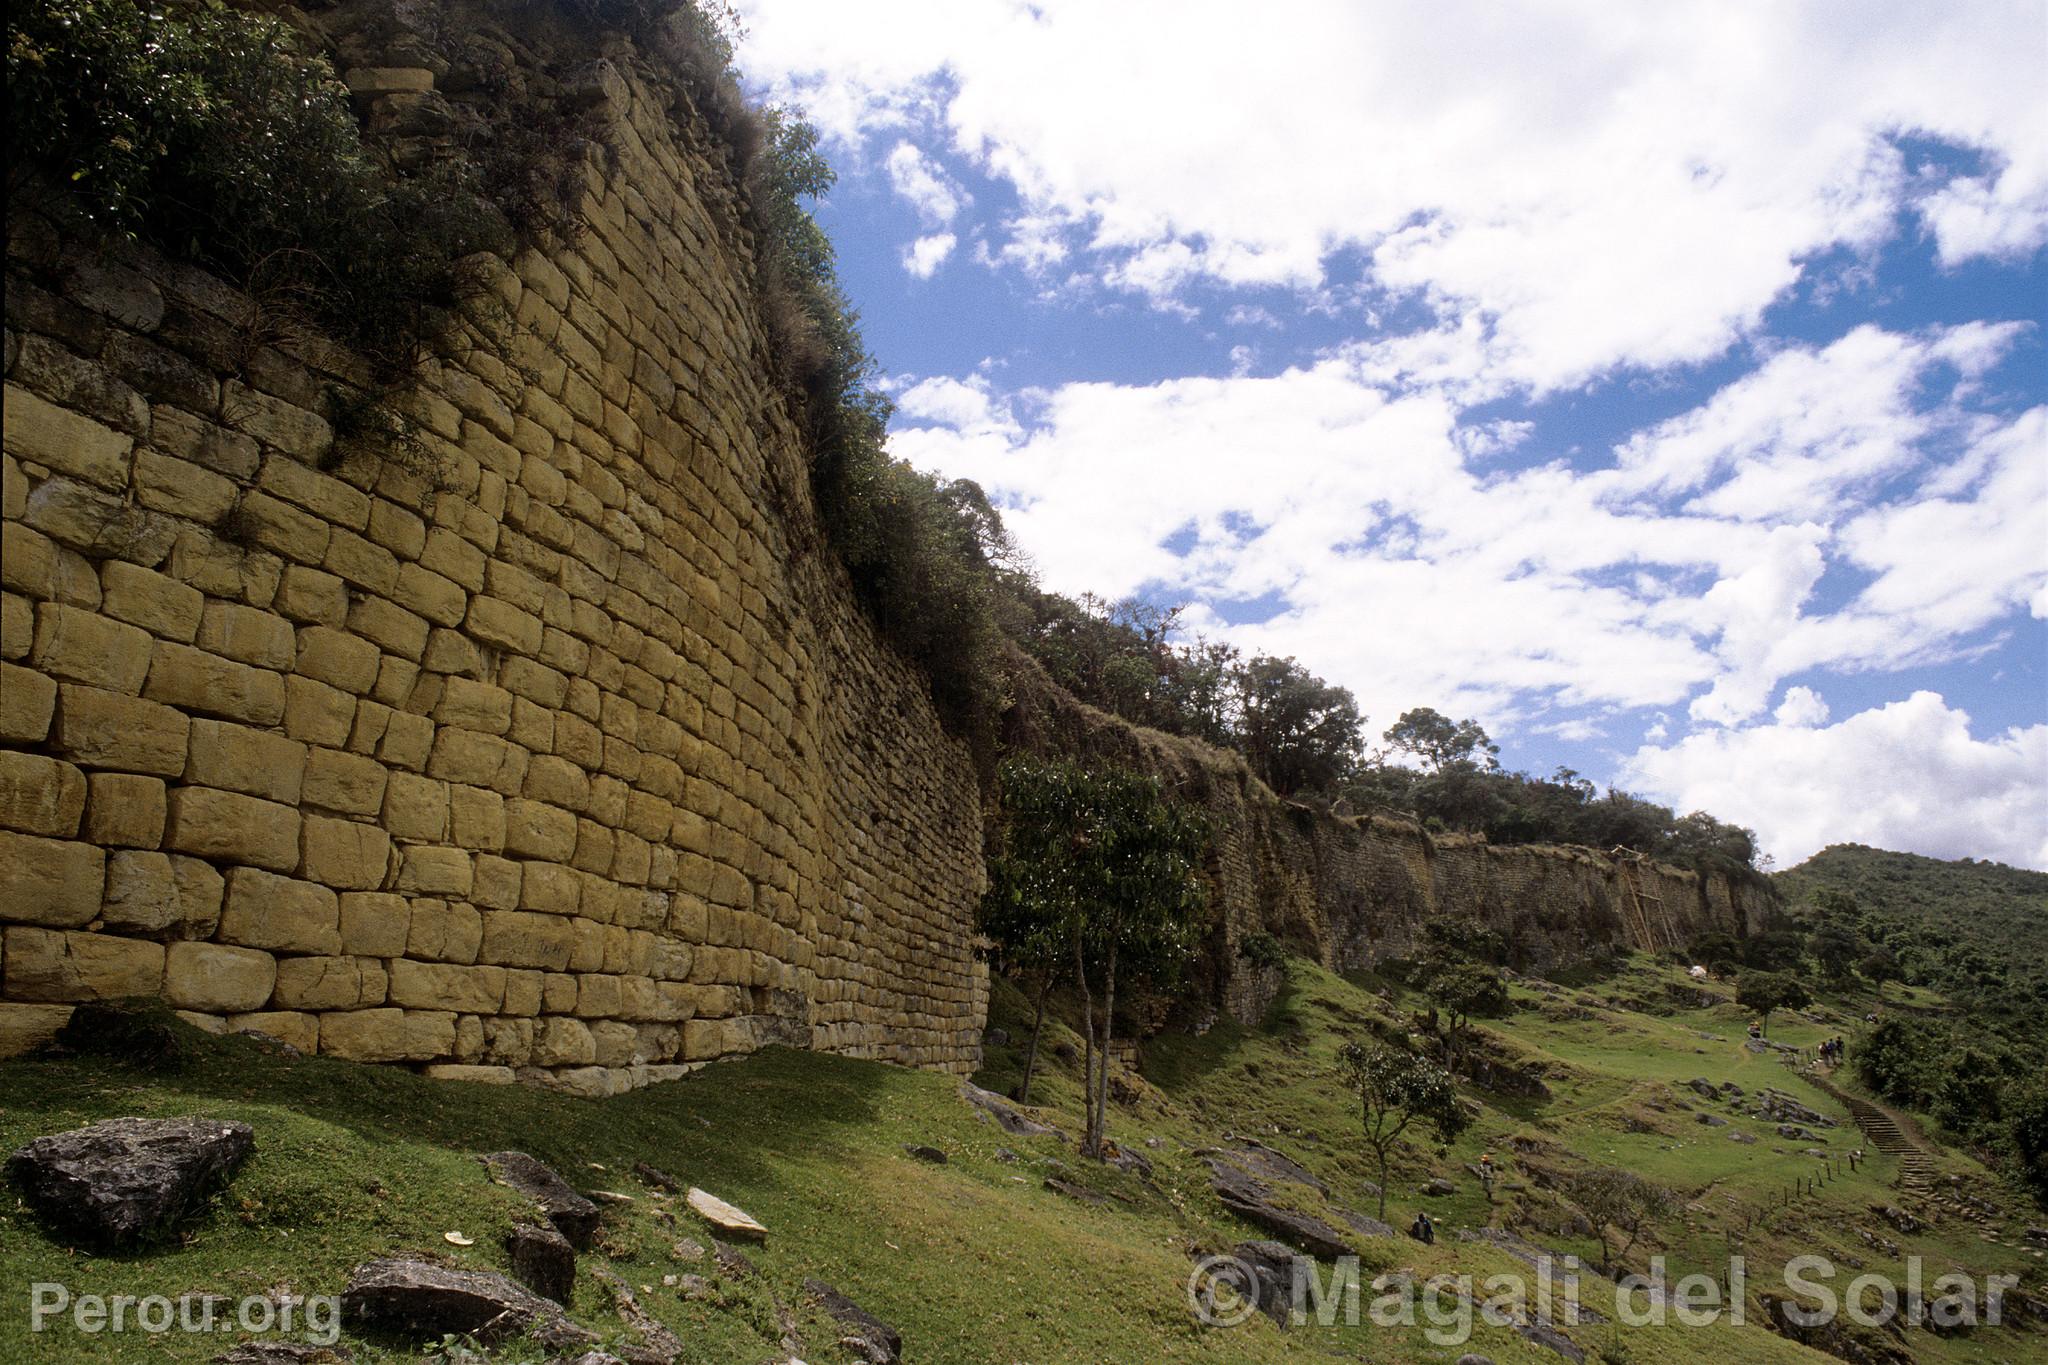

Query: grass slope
left=0, top=958, right=2040, bottom=1363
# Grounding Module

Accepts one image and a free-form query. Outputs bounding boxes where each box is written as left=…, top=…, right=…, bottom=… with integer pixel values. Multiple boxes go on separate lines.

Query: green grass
left=0, top=958, right=2039, bottom=1363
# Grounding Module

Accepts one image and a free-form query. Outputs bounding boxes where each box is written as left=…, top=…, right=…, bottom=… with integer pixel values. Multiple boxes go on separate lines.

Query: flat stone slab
left=342, top=1257, right=587, bottom=1345
left=481, top=1151, right=600, bottom=1247
left=8, top=1116, right=253, bottom=1247
left=1206, top=1158, right=1353, bottom=1260
left=687, top=1186, right=766, bottom=1241
left=805, top=1278, right=903, bottom=1364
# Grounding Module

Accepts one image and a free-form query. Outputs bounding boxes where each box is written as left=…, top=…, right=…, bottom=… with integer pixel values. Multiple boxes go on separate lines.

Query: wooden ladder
left=1613, top=850, right=1670, bottom=952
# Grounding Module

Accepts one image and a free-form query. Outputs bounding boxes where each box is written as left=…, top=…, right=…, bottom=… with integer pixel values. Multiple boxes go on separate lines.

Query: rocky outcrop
left=7, top=1115, right=252, bottom=1246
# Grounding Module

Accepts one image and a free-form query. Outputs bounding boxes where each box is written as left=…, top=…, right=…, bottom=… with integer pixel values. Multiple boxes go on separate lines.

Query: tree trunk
left=1374, top=1143, right=1389, bottom=1221
left=1015, top=973, right=1051, bottom=1104
left=1075, top=931, right=1098, bottom=1158
left=1092, top=939, right=1117, bottom=1155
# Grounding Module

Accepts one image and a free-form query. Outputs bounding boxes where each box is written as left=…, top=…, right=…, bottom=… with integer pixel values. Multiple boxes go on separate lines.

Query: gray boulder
left=482, top=1151, right=600, bottom=1247
left=804, top=1278, right=902, bottom=1364
left=507, top=1221, right=577, bottom=1305
left=8, top=1116, right=253, bottom=1247
left=342, top=1257, right=588, bottom=1345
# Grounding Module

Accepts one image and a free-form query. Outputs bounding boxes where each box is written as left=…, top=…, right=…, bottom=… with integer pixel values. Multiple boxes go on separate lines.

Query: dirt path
left=1808, top=1070, right=1935, bottom=1197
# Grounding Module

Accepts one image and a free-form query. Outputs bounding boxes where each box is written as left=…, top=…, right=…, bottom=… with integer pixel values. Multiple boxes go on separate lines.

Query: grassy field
left=0, top=957, right=2040, bottom=1363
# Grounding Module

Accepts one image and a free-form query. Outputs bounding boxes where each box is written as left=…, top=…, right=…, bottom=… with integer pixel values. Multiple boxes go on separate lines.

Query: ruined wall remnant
left=0, top=2, right=987, bottom=1091
left=1002, top=655, right=1774, bottom=1024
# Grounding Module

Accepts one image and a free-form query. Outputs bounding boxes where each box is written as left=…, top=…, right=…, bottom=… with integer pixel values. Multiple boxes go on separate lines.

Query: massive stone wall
left=0, top=4, right=987, bottom=1090
left=1003, top=656, right=1774, bottom=1024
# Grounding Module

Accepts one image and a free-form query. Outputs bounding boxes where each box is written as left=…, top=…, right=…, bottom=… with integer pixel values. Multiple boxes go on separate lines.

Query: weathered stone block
left=84, top=772, right=166, bottom=849
left=530, top=1015, right=596, bottom=1067
left=0, top=831, right=105, bottom=927
left=164, top=787, right=300, bottom=871
left=339, top=892, right=411, bottom=958
left=300, top=814, right=393, bottom=890
left=0, top=750, right=86, bottom=837
left=3, top=383, right=133, bottom=490
left=144, top=641, right=285, bottom=725
left=162, top=941, right=277, bottom=1013
left=0, top=661, right=57, bottom=741
left=33, top=603, right=153, bottom=693
left=4, top=926, right=163, bottom=1002
left=51, top=684, right=189, bottom=776
left=185, top=718, right=307, bottom=803
left=396, top=845, right=473, bottom=897
left=302, top=747, right=388, bottom=816
left=271, top=566, right=350, bottom=625
left=133, top=451, right=238, bottom=524
left=227, top=1010, right=319, bottom=1052
left=318, top=1006, right=454, bottom=1062
left=169, top=856, right=225, bottom=939
left=273, top=955, right=386, bottom=1011
left=294, top=626, right=381, bottom=694
left=99, top=850, right=182, bottom=935
left=0, top=1003, right=76, bottom=1059
left=382, top=771, right=449, bottom=841
left=503, top=798, right=576, bottom=861
left=216, top=867, right=340, bottom=955
left=100, top=562, right=203, bottom=642
left=405, top=899, right=482, bottom=964
left=478, top=911, right=576, bottom=972
left=465, top=596, right=542, bottom=654
left=224, top=381, right=331, bottom=461
left=283, top=675, right=357, bottom=747
left=195, top=600, right=295, bottom=669
left=388, top=959, right=505, bottom=1013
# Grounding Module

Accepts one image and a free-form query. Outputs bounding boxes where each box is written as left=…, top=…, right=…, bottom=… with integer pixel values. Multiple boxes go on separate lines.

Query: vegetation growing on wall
left=6, top=0, right=514, bottom=375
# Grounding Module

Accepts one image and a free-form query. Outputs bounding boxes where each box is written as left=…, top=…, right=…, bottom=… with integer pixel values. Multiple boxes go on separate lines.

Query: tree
left=1687, top=932, right=1742, bottom=974
left=2006, top=1080, right=2048, bottom=1208
left=1231, top=654, right=1364, bottom=796
left=1564, top=1167, right=1678, bottom=1273
left=1736, top=972, right=1809, bottom=1034
left=1808, top=922, right=1864, bottom=984
left=1857, top=946, right=1901, bottom=994
left=988, top=758, right=1208, bottom=1157
left=978, top=830, right=1073, bottom=1104
left=1336, top=1041, right=1471, bottom=1220
left=1382, top=707, right=1499, bottom=774
left=1420, top=960, right=1509, bottom=1071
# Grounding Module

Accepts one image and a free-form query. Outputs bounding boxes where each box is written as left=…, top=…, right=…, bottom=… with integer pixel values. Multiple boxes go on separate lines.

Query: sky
left=729, top=0, right=2048, bottom=871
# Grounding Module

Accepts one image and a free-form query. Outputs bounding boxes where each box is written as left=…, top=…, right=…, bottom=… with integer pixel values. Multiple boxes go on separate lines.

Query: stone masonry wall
left=1004, top=654, right=1774, bottom=1025
left=0, top=6, right=987, bottom=1092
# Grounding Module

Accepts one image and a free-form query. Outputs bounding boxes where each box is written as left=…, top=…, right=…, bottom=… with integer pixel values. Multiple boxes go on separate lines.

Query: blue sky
left=733, top=0, right=2048, bottom=869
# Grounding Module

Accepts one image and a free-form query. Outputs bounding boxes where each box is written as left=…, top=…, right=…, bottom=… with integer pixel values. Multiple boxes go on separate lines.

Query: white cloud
left=1774, top=686, right=1831, bottom=727
left=901, top=232, right=959, bottom=278
left=1626, top=692, right=2048, bottom=869
left=884, top=141, right=968, bottom=226
left=737, top=0, right=2047, bottom=390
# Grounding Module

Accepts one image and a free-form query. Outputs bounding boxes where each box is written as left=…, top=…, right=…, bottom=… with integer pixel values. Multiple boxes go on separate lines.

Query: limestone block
left=405, top=899, right=482, bottom=964
left=530, top=1015, right=596, bottom=1067
left=3, top=926, right=163, bottom=1001
left=1, top=526, right=57, bottom=600
left=0, top=1003, right=75, bottom=1059
left=0, top=662, right=56, bottom=741
left=24, top=477, right=176, bottom=562
left=396, top=845, right=473, bottom=897
left=348, top=595, right=428, bottom=660
left=133, top=451, right=237, bottom=524
left=195, top=600, right=296, bottom=669
left=272, top=955, right=387, bottom=1011
left=144, top=641, right=286, bottom=725
left=503, top=798, right=576, bottom=861
left=318, top=1007, right=454, bottom=1062
left=164, top=787, right=300, bottom=871
left=33, top=603, right=153, bottom=692
left=100, top=562, right=203, bottom=642
left=338, top=892, right=410, bottom=958
left=294, top=626, right=381, bottom=694
left=471, top=854, right=521, bottom=911
left=300, top=814, right=393, bottom=890
left=228, top=1011, right=319, bottom=1053
left=0, top=831, right=105, bottom=927
left=448, top=785, right=506, bottom=852
left=465, top=596, right=542, bottom=654
left=324, top=530, right=398, bottom=597
left=518, top=861, right=580, bottom=916
left=393, top=564, right=466, bottom=627
left=435, top=677, right=513, bottom=735
left=258, top=455, right=369, bottom=530
left=217, top=867, right=340, bottom=955
left=99, top=850, right=183, bottom=935
left=421, top=1063, right=514, bottom=1084
left=185, top=718, right=307, bottom=803
left=271, top=566, right=350, bottom=625
left=51, top=684, right=189, bottom=775
left=387, top=959, right=505, bottom=1013
left=382, top=771, right=449, bottom=841
left=426, top=728, right=527, bottom=793
left=84, top=772, right=166, bottom=849
left=0, top=750, right=86, bottom=837
left=284, top=675, right=357, bottom=747
left=541, top=974, right=577, bottom=1014
left=169, top=856, right=225, bottom=939
left=302, top=747, right=388, bottom=816
left=502, top=969, right=545, bottom=1017
left=478, top=910, right=576, bottom=971
left=522, top=755, right=589, bottom=810
left=224, top=381, right=331, bottom=461
left=162, top=941, right=277, bottom=1013
left=2, top=384, right=133, bottom=490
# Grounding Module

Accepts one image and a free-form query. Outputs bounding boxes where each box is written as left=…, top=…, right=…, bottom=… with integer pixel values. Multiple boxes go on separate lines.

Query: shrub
left=7, top=0, right=514, bottom=375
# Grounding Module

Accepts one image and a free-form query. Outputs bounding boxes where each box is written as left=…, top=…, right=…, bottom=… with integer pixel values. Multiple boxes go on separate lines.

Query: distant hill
left=1776, top=843, right=2048, bottom=1029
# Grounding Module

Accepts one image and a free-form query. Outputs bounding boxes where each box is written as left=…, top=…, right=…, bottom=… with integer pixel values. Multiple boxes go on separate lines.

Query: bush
left=7, top=0, right=513, bottom=375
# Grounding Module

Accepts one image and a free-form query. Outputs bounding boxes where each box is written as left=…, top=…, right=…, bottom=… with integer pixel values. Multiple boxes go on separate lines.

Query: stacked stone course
left=1, top=10, right=987, bottom=1091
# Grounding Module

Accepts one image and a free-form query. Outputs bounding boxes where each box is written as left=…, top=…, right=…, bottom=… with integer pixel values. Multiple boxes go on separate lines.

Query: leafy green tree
left=1808, top=922, right=1865, bottom=984
left=988, top=758, right=1208, bottom=1157
left=1857, top=946, right=1901, bottom=994
left=1421, top=961, right=1509, bottom=1071
left=1382, top=708, right=1499, bottom=774
left=1931, top=1047, right=2003, bottom=1139
left=1687, top=932, right=1742, bottom=973
left=1336, top=1041, right=1471, bottom=1220
left=1564, top=1167, right=1679, bottom=1273
left=1736, top=971, right=1809, bottom=1034
left=1231, top=655, right=1364, bottom=796
left=1742, top=929, right=1808, bottom=974
left=2006, top=1081, right=2048, bottom=1208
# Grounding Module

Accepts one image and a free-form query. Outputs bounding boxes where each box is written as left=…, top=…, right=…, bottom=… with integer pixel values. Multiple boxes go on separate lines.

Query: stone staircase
left=1812, top=1072, right=1935, bottom=1197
